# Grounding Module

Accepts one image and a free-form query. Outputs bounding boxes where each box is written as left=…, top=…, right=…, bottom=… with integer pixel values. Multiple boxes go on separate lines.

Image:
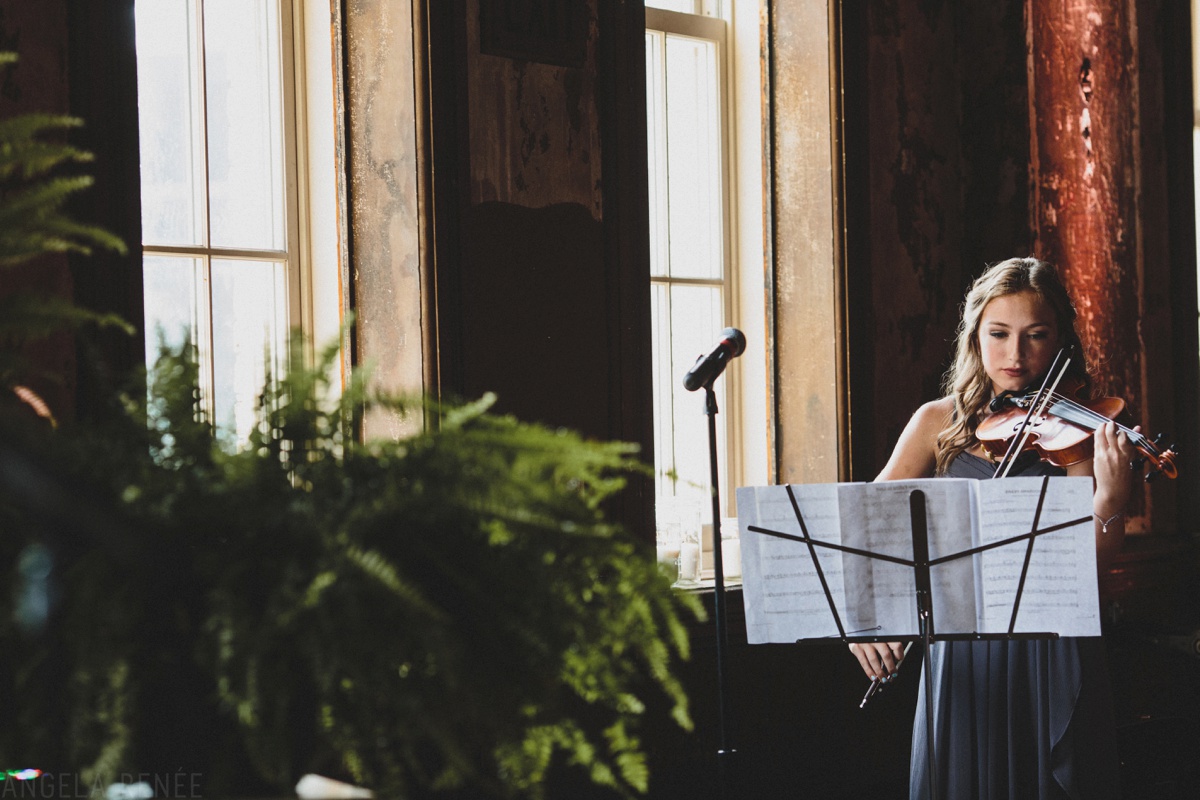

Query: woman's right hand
left=849, top=641, right=907, bottom=680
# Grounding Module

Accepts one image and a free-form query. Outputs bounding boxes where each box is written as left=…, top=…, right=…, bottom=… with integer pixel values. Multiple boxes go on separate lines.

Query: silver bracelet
left=1094, top=512, right=1123, bottom=533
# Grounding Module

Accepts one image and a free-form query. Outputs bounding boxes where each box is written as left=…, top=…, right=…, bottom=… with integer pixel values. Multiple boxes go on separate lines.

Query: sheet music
left=905, top=480, right=980, bottom=635
left=838, top=482, right=905, bottom=635
left=736, top=485, right=846, bottom=644
left=737, top=477, right=1098, bottom=643
left=973, top=477, right=1098, bottom=636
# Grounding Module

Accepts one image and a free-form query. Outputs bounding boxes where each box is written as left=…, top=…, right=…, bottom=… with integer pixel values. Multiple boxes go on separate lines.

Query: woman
left=849, top=257, right=1137, bottom=799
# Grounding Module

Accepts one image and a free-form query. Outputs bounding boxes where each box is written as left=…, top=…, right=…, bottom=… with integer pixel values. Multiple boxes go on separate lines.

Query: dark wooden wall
left=416, top=0, right=656, bottom=534
left=65, top=0, right=144, bottom=414
left=845, top=0, right=1036, bottom=479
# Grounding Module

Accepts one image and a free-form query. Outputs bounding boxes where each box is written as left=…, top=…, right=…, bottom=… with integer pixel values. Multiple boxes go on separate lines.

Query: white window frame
left=136, top=0, right=342, bottom=441
left=646, top=1, right=768, bottom=532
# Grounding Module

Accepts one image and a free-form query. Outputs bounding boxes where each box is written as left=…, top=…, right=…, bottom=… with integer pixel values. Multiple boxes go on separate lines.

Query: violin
left=976, top=378, right=1179, bottom=481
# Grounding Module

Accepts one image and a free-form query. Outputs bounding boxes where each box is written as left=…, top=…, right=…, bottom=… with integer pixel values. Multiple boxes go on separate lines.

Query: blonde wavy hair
left=934, top=257, right=1091, bottom=475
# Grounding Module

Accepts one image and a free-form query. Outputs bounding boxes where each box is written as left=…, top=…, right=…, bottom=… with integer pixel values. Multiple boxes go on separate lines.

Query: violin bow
left=992, top=347, right=1073, bottom=480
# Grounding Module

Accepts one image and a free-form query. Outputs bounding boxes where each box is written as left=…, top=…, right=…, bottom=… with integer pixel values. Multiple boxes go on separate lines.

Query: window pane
left=653, top=283, right=727, bottom=508
left=136, top=0, right=205, bottom=246
left=204, top=0, right=285, bottom=250
left=211, top=259, right=288, bottom=445
left=651, top=283, right=674, bottom=495
left=665, top=34, right=722, bottom=280
left=143, top=255, right=202, bottom=361
left=646, top=31, right=670, bottom=279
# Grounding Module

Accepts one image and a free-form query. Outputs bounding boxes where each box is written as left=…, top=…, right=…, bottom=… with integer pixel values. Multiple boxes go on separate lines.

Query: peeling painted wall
left=856, top=0, right=1031, bottom=474
left=343, top=0, right=425, bottom=440
left=453, top=0, right=613, bottom=438
left=465, top=0, right=602, bottom=215
left=1030, top=1, right=1141, bottom=407
left=769, top=0, right=842, bottom=485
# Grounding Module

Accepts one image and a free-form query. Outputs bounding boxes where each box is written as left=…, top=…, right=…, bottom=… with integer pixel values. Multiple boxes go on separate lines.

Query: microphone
left=682, top=328, right=746, bottom=392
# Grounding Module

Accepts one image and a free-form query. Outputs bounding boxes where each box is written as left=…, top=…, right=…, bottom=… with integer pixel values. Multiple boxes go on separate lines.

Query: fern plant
left=0, top=336, right=703, bottom=799
left=0, top=48, right=700, bottom=800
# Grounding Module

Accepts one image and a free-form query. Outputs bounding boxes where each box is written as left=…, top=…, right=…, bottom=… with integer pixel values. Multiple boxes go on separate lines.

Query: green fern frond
left=343, top=546, right=447, bottom=621
left=0, top=116, right=91, bottom=180
left=0, top=171, right=93, bottom=213
left=0, top=111, right=83, bottom=141
left=0, top=292, right=135, bottom=340
left=0, top=177, right=126, bottom=267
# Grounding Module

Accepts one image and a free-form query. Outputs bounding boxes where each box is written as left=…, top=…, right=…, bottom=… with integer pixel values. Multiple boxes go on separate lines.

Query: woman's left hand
left=1092, top=421, right=1138, bottom=507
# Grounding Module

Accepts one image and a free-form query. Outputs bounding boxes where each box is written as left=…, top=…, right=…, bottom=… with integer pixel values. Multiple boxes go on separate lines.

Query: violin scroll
left=1138, top=436, right=1179, bottom=482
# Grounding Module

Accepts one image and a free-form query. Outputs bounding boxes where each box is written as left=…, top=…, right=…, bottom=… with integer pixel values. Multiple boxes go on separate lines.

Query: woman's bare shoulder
left=876, top=397, right=954, bottom=481
left=913, top=396, right=955, bottom=430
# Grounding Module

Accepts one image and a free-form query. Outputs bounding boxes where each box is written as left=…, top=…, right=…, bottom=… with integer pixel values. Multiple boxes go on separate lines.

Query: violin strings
left=1037, top=391, right=1157, bottom=454
left=1041, top=392, right=1140, bottom=435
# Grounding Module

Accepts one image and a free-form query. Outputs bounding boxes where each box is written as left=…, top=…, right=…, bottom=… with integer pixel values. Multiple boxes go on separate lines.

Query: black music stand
left=745, top=476, right=1091, bottom=800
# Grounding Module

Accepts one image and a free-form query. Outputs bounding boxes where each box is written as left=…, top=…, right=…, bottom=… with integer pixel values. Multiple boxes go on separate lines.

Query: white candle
left=678, top=541, right=701, bottom=583
left=657, top=545, right=680, bottom=584
left=721, top=537, right=742, bottom=579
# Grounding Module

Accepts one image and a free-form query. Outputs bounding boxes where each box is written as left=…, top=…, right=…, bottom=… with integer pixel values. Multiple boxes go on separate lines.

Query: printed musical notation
left=736, top=477, right=1098, bottom=644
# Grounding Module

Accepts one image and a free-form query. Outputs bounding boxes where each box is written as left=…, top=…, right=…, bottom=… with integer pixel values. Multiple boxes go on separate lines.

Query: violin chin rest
left=989, top=391, right=1017, bottom=413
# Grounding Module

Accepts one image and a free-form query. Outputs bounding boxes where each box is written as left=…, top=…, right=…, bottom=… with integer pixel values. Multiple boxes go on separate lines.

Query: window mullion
left=144, top=244, right=290, bottom=261
left=194, top=0, right=218, bottom=424
left=282, top=0, right=307, bottom=355
left=652, top=276, right=723, bottom=288
left=195, top=255, right=216, bottom=424
left=195, top=0, right=212, bottom=250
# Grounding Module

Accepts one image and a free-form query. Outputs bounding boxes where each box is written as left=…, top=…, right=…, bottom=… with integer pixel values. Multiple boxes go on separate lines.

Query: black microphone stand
left=701, top=379, right=737, bottom=799
left=681, top=327, right=744, bottom=797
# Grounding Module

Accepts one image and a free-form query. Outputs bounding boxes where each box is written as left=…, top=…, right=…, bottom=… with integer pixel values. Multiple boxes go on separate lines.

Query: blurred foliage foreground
left=0, top=338, right=703, bottom=799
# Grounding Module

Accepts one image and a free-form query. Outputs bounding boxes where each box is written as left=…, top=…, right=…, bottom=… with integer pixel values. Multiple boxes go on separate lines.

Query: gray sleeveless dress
left=909, top=451, right=1120, bottom=800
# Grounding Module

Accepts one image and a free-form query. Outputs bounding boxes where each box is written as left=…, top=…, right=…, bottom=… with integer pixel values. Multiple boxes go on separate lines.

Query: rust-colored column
left=1028, top=1, right=1141, bottom=406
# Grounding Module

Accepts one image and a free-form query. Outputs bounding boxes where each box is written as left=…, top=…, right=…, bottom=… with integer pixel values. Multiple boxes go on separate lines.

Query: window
left=135, top=0, right=340, bottom=446
left=646, top=0, right=767, bottom=531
